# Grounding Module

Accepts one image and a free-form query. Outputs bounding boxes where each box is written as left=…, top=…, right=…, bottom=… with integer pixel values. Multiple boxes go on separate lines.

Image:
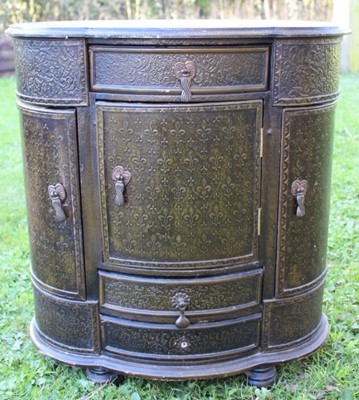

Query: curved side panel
left=262, top=281, right=326, bottom=349
left=32, top=281, right=100, bottom=353
left=13, top=38, right=88, bottom=106
left=273, top=38, right=341, bottom=106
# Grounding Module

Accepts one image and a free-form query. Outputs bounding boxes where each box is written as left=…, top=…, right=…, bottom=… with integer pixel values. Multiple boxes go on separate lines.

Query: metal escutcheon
left=174, top=60, right=196, bottom=102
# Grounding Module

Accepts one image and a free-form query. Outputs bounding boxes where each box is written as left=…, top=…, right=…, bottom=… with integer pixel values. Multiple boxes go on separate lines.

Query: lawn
left=0, top=75, right=358, bottom=400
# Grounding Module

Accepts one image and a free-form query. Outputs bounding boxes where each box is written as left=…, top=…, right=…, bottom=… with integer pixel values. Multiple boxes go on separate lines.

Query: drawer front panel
left=19, top=103, right=85, bottom=299
left=90, top=46, right=269, bottom=99
left=276, top=103, right=336, bottom=297
left=99, top=269, right=262, bottom=321
left=97, top=101, right=262, bottom=269
left=101, top=315, right=260, bottom=359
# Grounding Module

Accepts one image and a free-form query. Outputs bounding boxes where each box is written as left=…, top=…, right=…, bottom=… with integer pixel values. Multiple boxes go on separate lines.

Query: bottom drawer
left=101, top=314, right=261, bottom=361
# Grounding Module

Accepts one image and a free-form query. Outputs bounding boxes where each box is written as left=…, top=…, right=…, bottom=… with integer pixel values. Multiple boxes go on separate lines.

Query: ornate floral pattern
left=34, top=283, right=99, bottom=352
left=102, top=316, right=259, bottom=357
left=276, top=103, right=336, bottom=296
left=14, top=39, right=87, bottom=105
left=20, top=105, right=85, bottom=298
left=263, top=283, right=324, bottom=349
left=97, top=101, right=262, bottom=267
left=100, top=270, right=261, bottom=313
left=273, top=38, right=341, bottom=105
left=91, top=47, right=268, bottom=92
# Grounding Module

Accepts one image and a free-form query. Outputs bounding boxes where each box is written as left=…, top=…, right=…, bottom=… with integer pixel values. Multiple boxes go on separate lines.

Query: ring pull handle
left=172, top=293, right=191, bottom=329
left=48, top=183, right=66, bottom=222
left=112, top=166, right=131, bottom=206
left=291, top=179, right=308, bottom=218
left=174, top=61, right=196, bottom=102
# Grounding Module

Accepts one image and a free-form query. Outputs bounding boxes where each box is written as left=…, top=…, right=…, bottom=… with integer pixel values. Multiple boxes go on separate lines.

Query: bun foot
left=85, top=367, right=124, bottom=385
left=246, top=366, right=277, bottom=387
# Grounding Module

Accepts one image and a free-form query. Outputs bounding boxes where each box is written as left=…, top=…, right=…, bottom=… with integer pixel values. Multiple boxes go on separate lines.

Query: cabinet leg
left=246, top=366, right=277, bottom=387
left=85, top=367, right=124, bottom=385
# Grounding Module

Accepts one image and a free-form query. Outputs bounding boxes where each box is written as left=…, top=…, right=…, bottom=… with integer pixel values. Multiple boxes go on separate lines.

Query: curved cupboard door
left=96, top=101, right=263, bottom=271
left=19, top=103, right=85, bottom=299
left=276, top=102, right=336, bottom=297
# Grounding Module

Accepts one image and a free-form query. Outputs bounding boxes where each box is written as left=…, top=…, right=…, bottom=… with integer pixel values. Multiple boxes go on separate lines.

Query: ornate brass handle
left=174, top=61, right=196, bottom=102
left=291, top=179, right=308, bottom=218
left=48, top=183, right=66, bottom=222
left=112, top=166, right=131, bottom=206
left=172, top=292, right=190, bottom=329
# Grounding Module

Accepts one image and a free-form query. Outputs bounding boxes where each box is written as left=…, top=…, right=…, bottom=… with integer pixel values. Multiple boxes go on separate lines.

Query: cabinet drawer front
left=101, top=315, right=260, bottom=360
left=90, top=46, right=269, bottom=100
left=276, top=103, right=336, bottom=297
left=19, top=103, right=85, bottom=299
left=97, top=101, right=262, bottom=269
left=99, top=269, right=262, bottom=322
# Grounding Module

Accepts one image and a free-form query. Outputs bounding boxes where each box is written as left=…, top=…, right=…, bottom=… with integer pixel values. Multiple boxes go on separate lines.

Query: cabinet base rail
left=30, top=316, right=328, bottom=386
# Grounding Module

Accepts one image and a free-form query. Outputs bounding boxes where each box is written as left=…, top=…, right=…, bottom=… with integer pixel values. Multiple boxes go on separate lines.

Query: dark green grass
left=0, top=75, right=358, bottom=399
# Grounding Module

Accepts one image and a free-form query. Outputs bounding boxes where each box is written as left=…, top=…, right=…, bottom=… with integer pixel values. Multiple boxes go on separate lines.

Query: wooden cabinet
left=7, top=20, right=346, bottom=387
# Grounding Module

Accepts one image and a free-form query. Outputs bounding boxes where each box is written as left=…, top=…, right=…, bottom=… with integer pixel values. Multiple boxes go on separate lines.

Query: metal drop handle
left=174, top=61, right=196, bottom=102
left=172, top=293, right=190, bottom=329
left=112, top=166, right=131, bottom=206
left=48, top=183, right=66, bottom=222
left=291, top=179, right=308, bottom=218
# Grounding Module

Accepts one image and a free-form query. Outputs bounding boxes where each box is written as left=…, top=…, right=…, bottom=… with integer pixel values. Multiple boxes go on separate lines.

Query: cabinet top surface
left=7, top=19, right=348, bottom=39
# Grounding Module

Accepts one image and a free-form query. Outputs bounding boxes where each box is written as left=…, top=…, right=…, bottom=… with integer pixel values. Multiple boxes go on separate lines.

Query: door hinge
left=260, top=128, right=264, bottom=158
left=257, top=207, right=262, bottom=236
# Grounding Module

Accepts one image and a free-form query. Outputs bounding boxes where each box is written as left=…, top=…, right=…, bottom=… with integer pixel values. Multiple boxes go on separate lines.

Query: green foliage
left=0, top=74, right=358, bottom=399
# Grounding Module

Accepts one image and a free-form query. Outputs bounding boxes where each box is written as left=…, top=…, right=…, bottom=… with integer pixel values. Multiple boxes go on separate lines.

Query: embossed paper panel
left=90, top=47, right=268, bottom=95
left=19, top=104, right=85, bottom=298
left=273, top=38, right=341, bottom=105
left=276, top=104, right=336, bottom=296
left=14, top=39, right=87, bottom=105
left=97, top=101, right=262, bottom=268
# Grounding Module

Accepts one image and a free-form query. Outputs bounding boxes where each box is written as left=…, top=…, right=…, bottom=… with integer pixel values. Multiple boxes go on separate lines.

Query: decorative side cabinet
left=7, top=20, right=347, bottom=387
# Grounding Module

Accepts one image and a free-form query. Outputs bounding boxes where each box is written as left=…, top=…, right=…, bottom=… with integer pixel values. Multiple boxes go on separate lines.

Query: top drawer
left=89, top=46, right=269, bottom=101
